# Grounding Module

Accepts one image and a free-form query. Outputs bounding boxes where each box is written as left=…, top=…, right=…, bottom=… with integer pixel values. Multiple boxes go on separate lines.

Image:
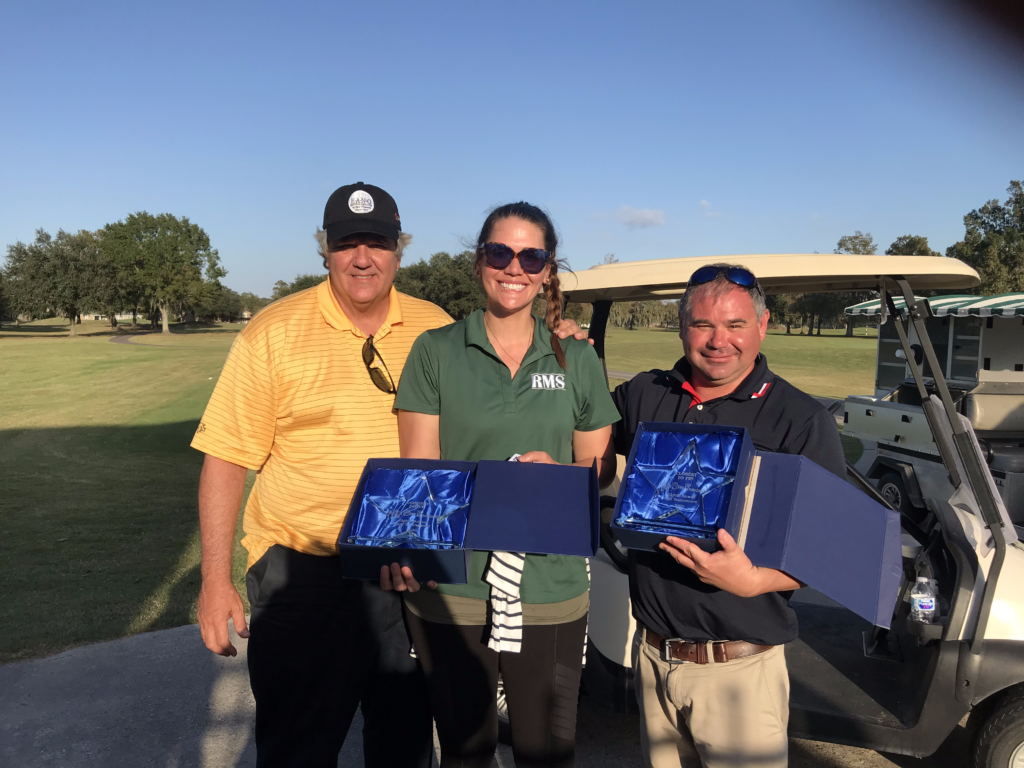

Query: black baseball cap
left=323, top=182, right=402, bottom=242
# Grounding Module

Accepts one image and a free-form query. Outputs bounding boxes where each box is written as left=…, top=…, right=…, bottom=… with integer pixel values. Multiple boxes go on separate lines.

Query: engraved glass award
left=615, top=430, right=742, bottom=539
left=348, top=469, right=473, bottom=549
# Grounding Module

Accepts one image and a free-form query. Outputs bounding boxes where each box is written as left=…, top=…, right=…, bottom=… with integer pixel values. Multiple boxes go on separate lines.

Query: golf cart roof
left=561, top=254, right=980, bottom=303
left=845, top=292, right=1024, bottom=318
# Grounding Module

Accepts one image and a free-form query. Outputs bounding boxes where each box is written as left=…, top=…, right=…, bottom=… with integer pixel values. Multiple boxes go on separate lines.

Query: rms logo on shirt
left=531, top=373, right=565, bottom=390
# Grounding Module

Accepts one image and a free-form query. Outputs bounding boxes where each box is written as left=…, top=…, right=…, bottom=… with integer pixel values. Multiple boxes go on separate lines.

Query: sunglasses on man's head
left=477, top=242, right=551, bottom=275
left=362, top=338, right=396, bottom=395
left=688, top=266, right=764, bottom=296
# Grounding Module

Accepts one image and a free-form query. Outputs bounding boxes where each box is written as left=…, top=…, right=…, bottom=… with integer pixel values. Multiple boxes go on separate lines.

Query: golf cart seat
left=964, top=372, right=1024, bottom=437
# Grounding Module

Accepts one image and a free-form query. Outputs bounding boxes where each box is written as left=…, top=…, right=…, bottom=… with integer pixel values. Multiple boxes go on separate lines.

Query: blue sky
left=2, top=0, right=1022, bottom=296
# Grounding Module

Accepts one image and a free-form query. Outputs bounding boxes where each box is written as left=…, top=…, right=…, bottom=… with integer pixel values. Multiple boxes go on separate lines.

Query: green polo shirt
left=395, top=310, right=619, bottom=609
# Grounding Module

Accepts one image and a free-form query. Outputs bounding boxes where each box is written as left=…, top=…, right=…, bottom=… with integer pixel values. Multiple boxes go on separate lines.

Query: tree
left=422, top=251, right=486, bottom=319
left=96, top=220, right=149, bottom=327
left=104, top=212, right=224, bottom=334
left=3, top=239, right=42, bottom=323
left=209, top=286, right=243, bottom=322
left=0, top=268, right=9, bottom=324
left=4, top=229, right=100, bottom=337
left=885, top=235, right=940, bottom=257
left=395, top=252, right=485, bottom=320
left=239, top=292, right=271, bottom=318
left=765, top=294, right=796, bottom=333
left=271, top=273, right=327, bottom=300
left=564, top=302, right=593, bottom=326
left=810, top=231, right=880, bottom=337
left=947, top=181, right=1024, bottom=294
left=835, top=231, right=877, bottom=256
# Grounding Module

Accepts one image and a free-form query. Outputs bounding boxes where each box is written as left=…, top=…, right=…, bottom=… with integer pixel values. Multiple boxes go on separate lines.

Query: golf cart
left=842, top=293, right=1024, bottom=526
left=558, top=255, right=1024, bottom=767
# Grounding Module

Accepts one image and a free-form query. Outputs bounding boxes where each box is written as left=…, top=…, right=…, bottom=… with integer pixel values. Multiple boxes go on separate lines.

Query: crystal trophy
left=348, top=468, right=473, bottom=550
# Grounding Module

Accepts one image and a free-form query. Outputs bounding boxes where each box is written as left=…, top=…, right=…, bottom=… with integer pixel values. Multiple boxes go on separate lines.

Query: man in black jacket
left=611, top=264, right=846, bottom=768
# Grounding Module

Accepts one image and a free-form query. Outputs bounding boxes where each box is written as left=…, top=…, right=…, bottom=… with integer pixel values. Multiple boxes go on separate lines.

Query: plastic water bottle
left=910, top=577, right=938, bottom=623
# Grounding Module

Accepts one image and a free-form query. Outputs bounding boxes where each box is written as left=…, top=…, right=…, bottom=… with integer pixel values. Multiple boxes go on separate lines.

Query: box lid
left=463, top=460, right=599, bottom=556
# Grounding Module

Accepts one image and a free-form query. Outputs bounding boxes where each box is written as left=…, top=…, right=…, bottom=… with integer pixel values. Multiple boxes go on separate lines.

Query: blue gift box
left=337, top=458, right=600, bottom=583
left=611, top=422, right=903, bottom=628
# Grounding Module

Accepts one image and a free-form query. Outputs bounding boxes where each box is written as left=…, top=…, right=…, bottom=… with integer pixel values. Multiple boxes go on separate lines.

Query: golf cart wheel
left=878, top=472, right=913, bottom=514
left=973, top=687, right=1024, bottom=768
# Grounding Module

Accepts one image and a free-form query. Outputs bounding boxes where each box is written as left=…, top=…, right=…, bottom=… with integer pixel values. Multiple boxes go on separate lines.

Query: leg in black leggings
left=500, top=616, right=587, bottom=768
left=406, top=609, right=588, bottom=768
left=405, top=614, right=499, bottom=768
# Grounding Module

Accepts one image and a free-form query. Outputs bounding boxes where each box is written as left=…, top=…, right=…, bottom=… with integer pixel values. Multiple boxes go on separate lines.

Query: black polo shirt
left=611, top=354, right=846, bottom=646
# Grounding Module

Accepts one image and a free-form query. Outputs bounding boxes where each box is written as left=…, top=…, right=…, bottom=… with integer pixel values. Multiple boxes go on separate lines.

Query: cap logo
left=348, top=190, right=374, bottom=214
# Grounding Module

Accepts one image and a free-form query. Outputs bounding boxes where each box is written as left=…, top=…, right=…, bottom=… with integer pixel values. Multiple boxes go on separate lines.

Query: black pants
left=246, top=545, right=433, bottom=768
left=405, top=608, right=587, bottom=768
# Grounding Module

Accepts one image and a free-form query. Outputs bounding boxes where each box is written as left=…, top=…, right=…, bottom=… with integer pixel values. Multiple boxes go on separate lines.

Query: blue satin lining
left=615, top=430, right=741, bottom=539
left=348, top=469, right=474, bottom=549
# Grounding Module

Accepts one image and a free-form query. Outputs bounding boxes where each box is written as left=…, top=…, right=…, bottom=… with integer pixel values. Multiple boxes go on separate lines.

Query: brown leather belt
left=645, top=629, right=773, bottom=665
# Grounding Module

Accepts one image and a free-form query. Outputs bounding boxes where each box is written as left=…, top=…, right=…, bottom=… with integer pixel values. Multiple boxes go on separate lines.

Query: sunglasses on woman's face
left=687, top=265, right=764, bottom=296
left=477, top=242, right=551, bottom=275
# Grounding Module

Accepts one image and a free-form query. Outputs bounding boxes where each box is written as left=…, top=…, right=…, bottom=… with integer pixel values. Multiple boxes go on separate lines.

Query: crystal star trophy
left=615, top=429, right=743, bottom=540
left=348, top=468, right=473, bottom=550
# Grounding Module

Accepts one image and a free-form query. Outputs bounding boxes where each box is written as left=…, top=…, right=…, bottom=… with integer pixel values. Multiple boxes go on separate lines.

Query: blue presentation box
left=611, top=422, right=757, bottom=553
left=612, top=422, right=903, bottom=628
left=337, top=458, right=600, bottom=584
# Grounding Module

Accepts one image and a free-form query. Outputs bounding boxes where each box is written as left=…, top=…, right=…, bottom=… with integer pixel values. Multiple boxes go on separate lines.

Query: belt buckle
left=660, top=637, right=693, bottom=664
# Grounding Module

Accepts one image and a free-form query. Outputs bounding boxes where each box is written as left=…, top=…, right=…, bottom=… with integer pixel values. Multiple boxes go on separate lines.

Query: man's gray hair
left=678, top=263, right=767, bottom=325
left=314, top=229, right=412, bottom=269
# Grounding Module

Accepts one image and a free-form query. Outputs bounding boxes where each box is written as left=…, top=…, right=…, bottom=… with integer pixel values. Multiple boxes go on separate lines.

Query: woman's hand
left=380, top=563, right=437, bottom=592
left=517, top=451, right=559, bottom=465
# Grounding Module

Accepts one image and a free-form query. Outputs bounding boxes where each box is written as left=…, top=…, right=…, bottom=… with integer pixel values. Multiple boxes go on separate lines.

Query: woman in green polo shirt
left=390, top=202, right=619, bottom=767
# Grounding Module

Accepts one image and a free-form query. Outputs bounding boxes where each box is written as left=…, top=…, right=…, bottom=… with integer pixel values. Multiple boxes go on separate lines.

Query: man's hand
left=553, top=318, right=594, bottom=345
left=380, top=563, right=437, bottom=593
left=197, top=579, right=249, bottom=657
left=659, top=528, right=799, bottom=598
left=197, top=454, right=249, bottom=657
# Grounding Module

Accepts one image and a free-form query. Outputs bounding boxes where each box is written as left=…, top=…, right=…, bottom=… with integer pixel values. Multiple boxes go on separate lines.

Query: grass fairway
left=1, top=317, right=878, bottom=663
left=0, top=321, right=252, bottom=663
left=603, top=327, right=877, bottom=399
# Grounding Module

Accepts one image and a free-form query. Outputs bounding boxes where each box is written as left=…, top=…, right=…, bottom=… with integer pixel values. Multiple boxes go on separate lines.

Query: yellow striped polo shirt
left=191, top=279, right=452, bottom=568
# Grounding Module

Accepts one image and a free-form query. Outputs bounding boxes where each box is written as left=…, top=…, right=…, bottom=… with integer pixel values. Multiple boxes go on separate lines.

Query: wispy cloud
left=615, top=205, right=665, bottom=229
left=698, top=199, right=723, bottom=218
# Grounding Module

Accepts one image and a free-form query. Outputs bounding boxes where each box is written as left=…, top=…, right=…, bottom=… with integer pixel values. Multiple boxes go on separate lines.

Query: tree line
left=1, top=212, right=244, bottom=335
left=267, top=181, right=1023, bottom=334
left=6, top=181, right=1018, bottom=336
left=767, top=181, right=1022, bottom=336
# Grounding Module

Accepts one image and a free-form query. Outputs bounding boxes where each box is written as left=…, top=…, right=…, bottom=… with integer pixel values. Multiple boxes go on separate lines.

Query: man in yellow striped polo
left=191, top=183, right=449, bottom=768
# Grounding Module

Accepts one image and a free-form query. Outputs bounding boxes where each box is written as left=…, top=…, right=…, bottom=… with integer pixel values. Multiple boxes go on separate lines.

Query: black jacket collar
left=666, top=354, right=774, bottom=402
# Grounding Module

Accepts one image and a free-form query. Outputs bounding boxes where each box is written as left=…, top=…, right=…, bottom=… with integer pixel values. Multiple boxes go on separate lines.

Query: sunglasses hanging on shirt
left=477, top=242, right=551, bottom=275
left=362, top=337, right=396, bottom=395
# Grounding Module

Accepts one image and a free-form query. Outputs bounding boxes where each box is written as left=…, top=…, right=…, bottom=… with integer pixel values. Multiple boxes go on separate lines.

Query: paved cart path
left=0, top=623, right=967, bottom=767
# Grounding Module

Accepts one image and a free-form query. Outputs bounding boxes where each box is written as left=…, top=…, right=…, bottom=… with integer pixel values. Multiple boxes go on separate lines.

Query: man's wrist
left=200, top=570, right=236, bottom=591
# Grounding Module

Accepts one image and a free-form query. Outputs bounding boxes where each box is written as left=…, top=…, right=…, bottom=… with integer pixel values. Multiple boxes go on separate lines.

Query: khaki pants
left=632, top=628, right=790, bottom=768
